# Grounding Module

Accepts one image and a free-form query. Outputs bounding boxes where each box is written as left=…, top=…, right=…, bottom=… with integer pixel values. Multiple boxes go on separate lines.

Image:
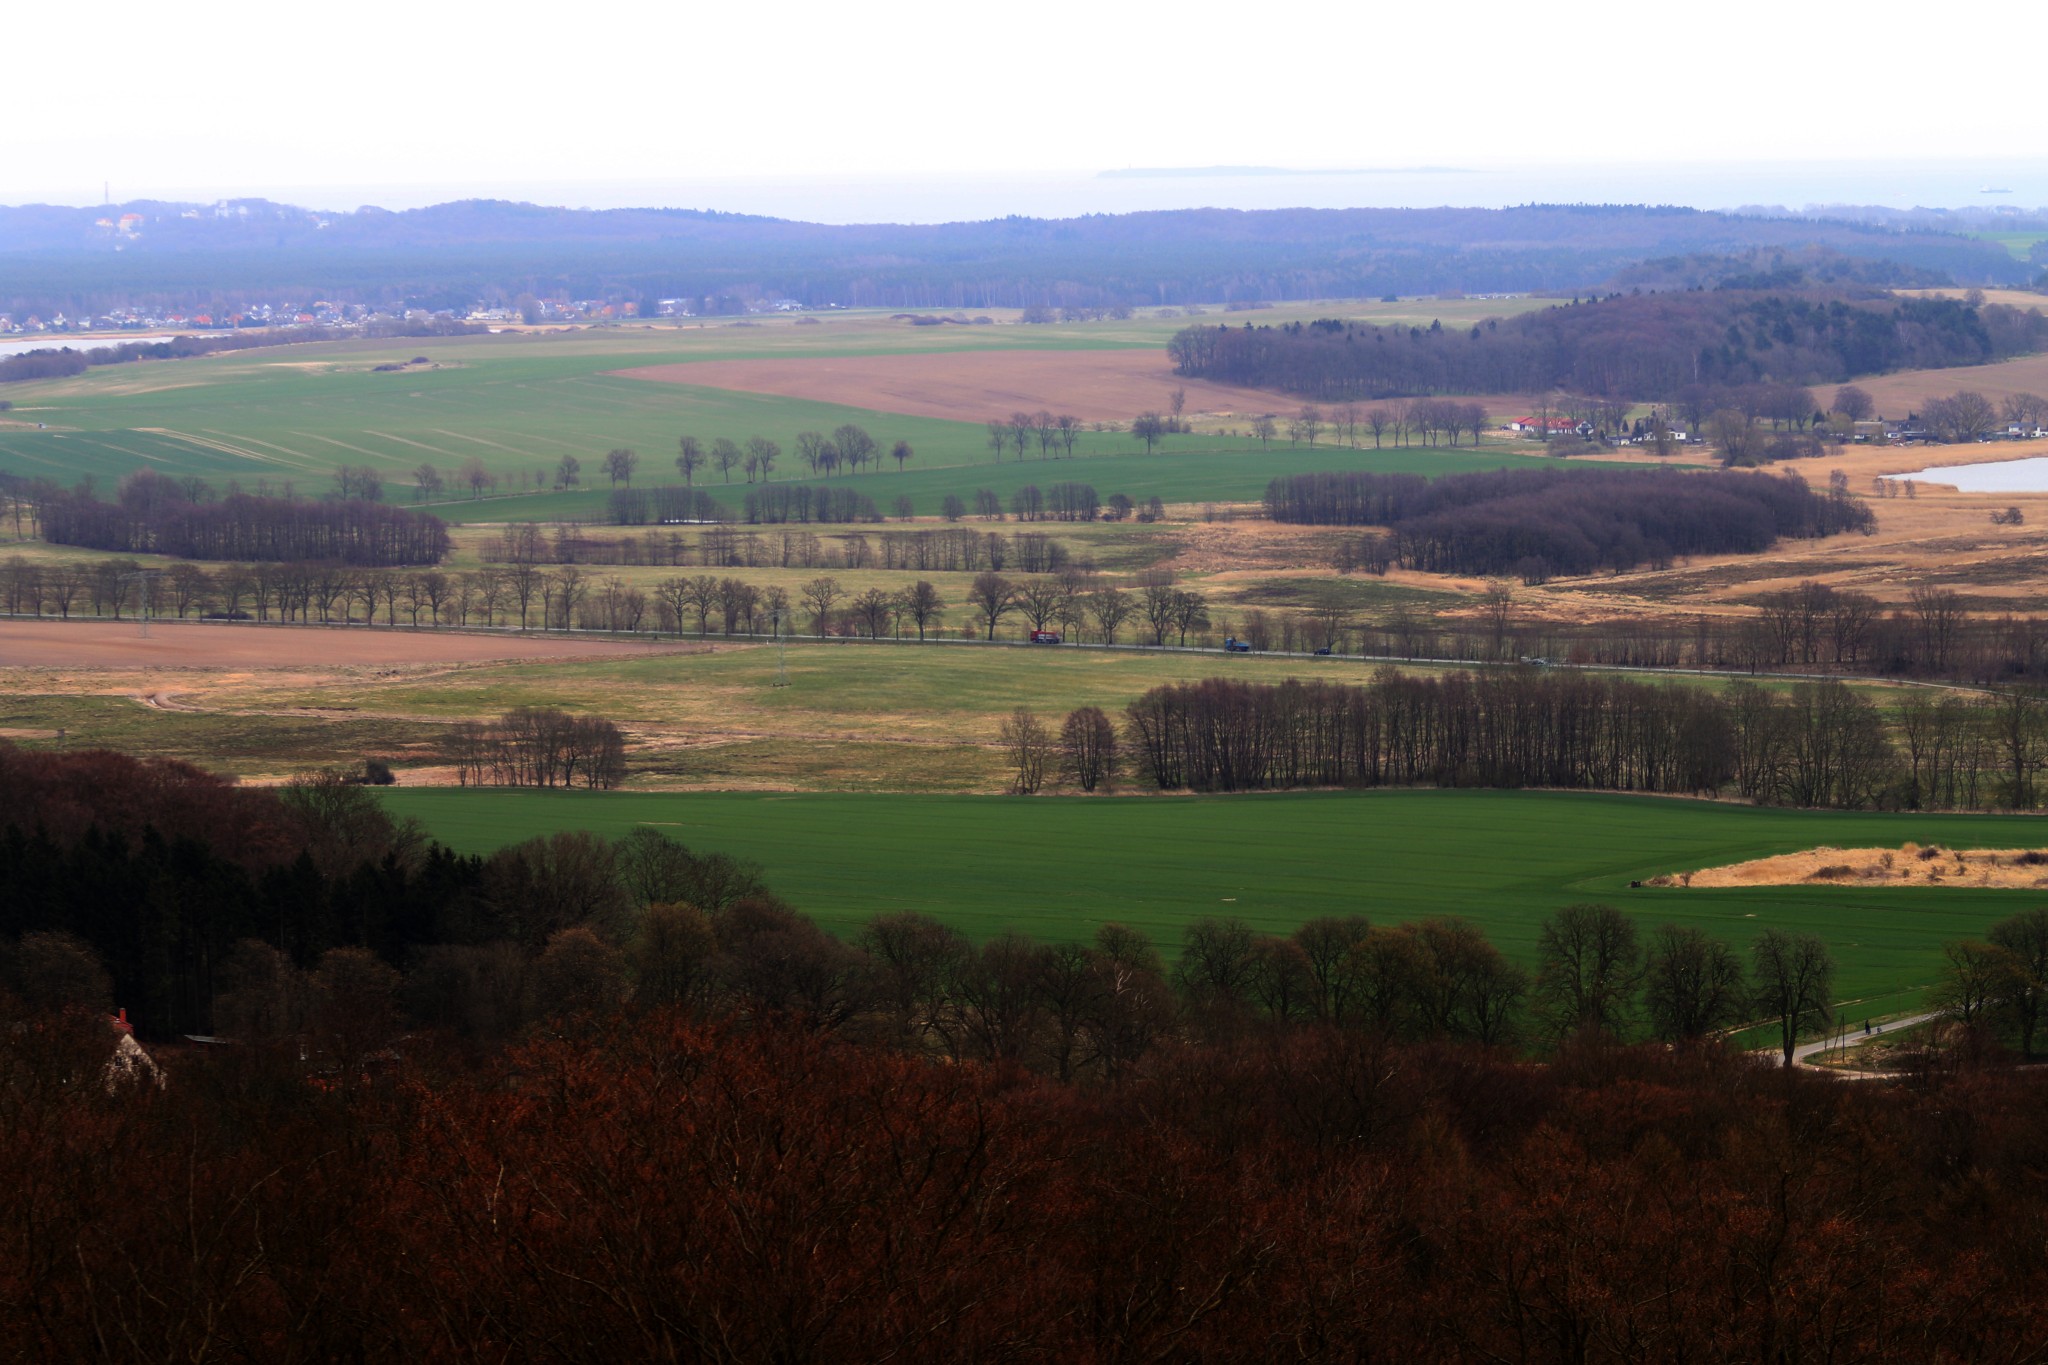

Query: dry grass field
left=1434, top=440, right=2048, bottom=624
left=1845, top=352, right=2048, bottom=416
left=1666, top=843, right=2048, bottom=890
left=614, top=349, right=1300, bottom=424
left=0, top=619, right=705, bottom=670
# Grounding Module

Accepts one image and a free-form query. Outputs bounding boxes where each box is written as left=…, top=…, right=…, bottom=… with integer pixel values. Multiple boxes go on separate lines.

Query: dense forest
left=1172, top=291, right=2048, bottom=400
left=0, top=201, right=2030, bottom=317
left=1263, top=466, right=1870, bottom=579
left=41, top=489, right=451, bottom=565
left=5, top=739, right=2048, bottom=1355
left=6, top=1010, right=2048, bottom=1359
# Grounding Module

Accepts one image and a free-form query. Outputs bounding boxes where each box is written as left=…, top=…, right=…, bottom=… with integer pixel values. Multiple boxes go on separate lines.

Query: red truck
left=1029, top=630, right=1063, bottom=644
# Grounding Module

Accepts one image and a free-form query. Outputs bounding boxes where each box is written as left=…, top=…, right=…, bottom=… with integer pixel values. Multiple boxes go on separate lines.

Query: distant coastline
left=1098, top=164, right=1474, bottom=179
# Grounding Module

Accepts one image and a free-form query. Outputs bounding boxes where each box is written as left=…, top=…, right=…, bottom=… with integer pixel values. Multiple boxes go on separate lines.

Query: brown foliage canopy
left=3, top=1014, right=2046, bottom=1358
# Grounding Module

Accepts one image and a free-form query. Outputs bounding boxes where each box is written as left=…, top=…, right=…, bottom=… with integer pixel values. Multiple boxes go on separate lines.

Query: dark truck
left=1223, top=638, right=1252, bottom=653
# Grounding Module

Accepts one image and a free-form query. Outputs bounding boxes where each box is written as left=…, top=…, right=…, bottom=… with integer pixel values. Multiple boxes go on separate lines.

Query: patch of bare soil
left=1654, top=843, right=2048, bottom=889
left=611, top=349, right=1296, bottom=424
left=0, top=620, right=710, bottom=671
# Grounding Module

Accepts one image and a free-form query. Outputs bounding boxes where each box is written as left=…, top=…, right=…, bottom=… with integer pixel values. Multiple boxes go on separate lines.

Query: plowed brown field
left=613, top=349, right=1297, bottom=423
left=0, top=620, right=704, bottom=670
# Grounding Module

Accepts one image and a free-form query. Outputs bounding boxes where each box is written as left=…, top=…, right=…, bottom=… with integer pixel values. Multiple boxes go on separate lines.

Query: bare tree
left=1481, top=580, right=1515, bottom=659
left=1364, top=407, right=1391, bottom=448
left=675, top=436, right=705, bottom=485
left=1751, top=929, right=1834, bottom=1067
left=1006, top=413, right=1033, bottom=462
left=1643, top=924, right=1745, bottom=1041
left=1934, top=939, right=2025, bottom=1029
left=1088, top=586, right=1136, bottom=644
left=1131, top=412, right=1166, bottom=454
left=1058, top=706, right=1118, bottom=791
left=602, top=447, right=639, bottom=488
left=711, top=437, right=742, bottom=483
left=1990, top=908, right=2048, bottom=1057
left=1291, top=916, right=1371, bottom=1024
left=848, top=587, right=896, bottom=637
left=411, top=462, right=444, bottom=503
left=1054, top=414, right=1081, bottom=458
left=1014, top=576, right=1070, bottom=633
left=967, top=572, right=1016, bottom=639
left=800, top=575, right=844, bottom=635
left=999, top=707, right=1054, bottom=793
left=797, top=430, right=827, bottom=474
left=826, top=423, right=874, bottom=475
left=1251, top=415, right=1276, bottom=449
left=1168, top=588, right=1209, bottom=645
left=1297, top=405, right=1323, bottom=448
left=1533, top=902, right=1643, bottom=1038
left=901, top=580, right=945, bottom=640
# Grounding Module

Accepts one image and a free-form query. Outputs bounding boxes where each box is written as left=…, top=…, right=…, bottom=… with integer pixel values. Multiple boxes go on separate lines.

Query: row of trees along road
left=672, top=425, right=911, bottom=485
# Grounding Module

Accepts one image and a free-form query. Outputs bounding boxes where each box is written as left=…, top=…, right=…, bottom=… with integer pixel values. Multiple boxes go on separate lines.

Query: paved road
left=1788, top=1011, right=1941, bottom=1068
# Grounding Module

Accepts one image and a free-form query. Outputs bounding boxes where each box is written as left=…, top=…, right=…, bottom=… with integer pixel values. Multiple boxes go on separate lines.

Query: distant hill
left=0, top=199, right=2029, bottom=317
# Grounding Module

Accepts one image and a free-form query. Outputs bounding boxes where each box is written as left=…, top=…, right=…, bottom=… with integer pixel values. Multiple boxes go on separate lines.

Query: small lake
left=1887, top=457, right=2048, bottom=494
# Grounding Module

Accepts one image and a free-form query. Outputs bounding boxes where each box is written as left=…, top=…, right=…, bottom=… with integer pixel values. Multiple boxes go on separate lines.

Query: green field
left=1971, top=231, right=2048, bottom=261
left=0, top=313, right=1557, bottom=518
left=381, top=785, right=2048, bottom=1018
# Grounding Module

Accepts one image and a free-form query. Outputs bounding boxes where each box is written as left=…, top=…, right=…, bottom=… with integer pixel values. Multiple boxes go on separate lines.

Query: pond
left=1885, top=456, right=2048, bottom=494
left=0, top=334, right=178, bottom=360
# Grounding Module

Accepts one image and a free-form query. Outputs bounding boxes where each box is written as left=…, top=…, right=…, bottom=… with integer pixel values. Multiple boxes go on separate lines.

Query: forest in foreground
left=4, top=1006, right=2047, bottom=1359
left=7, top=741, right=2048, bottom=1355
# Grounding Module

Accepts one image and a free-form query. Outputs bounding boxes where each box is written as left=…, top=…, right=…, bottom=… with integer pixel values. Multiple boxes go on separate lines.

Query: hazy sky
left=7, top=0, right=2036, bottom=211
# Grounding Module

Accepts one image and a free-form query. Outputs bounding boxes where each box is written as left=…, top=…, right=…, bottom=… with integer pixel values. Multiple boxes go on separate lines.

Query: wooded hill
left=1173, top=291, right=2048, bottom=401
left=0, top=201, right=2030, bottom=316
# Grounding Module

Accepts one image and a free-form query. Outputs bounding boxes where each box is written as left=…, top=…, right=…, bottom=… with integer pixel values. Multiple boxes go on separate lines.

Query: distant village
left=0, top=295, right=803, bottom=338
left=1, top=205, right=807, bottom=336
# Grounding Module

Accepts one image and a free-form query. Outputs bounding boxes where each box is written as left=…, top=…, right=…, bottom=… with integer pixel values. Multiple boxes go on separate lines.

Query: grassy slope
left=382, top=785, right=2048, bottom=1017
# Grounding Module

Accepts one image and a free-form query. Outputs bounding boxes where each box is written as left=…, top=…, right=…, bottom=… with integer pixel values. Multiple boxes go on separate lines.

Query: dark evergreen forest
left=1263, top=466, right=1871, bottom=578
left=1172, top=292, right=2048, bottom=400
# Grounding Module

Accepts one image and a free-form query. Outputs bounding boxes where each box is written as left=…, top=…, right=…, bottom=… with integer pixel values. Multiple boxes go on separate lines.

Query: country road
left=1788, top=1012, right=1941, bottom=1070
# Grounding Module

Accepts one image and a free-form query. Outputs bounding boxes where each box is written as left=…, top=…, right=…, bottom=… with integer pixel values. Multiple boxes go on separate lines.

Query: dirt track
left=612, top=349, right=1296, bottom=424
left=0, top=620, right=705, bottom=670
